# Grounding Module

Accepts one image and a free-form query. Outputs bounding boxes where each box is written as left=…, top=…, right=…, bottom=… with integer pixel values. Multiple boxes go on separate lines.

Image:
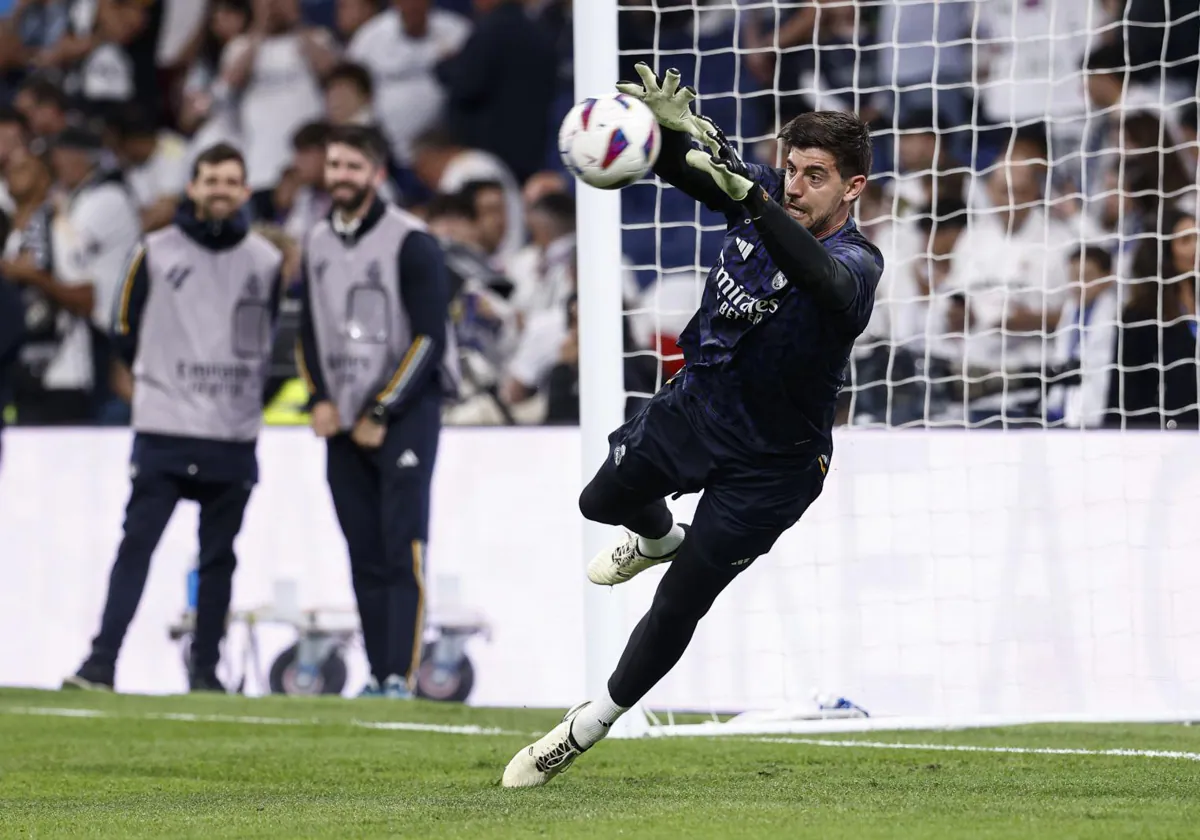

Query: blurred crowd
left=0, top=0, right=1197, bottom=431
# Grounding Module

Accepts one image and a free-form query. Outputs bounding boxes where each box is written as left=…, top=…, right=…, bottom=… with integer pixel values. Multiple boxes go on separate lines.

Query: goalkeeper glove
left=616, top=63, right=719, bottom=150
left=684, top=125, right=757, bottom=203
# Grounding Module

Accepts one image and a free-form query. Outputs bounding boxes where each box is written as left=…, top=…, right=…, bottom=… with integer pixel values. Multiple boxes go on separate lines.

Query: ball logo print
left=559, top=93, right=661, bottom=189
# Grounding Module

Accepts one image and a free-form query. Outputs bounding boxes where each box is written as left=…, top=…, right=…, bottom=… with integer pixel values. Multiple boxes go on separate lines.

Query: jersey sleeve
left=827, top=240, right=885, bottom=334
left=743, top=163, right=786, bottom=203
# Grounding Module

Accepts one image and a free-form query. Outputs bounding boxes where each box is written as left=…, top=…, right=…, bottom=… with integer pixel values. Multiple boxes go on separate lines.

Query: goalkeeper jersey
left=677, top=163, right=884, bottom=456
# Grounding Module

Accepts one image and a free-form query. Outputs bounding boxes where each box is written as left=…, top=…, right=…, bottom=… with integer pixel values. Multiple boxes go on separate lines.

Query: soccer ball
left=558, top=93, right=661, bottom=190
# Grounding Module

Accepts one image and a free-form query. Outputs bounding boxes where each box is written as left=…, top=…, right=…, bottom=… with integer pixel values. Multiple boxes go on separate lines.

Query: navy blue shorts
left=600, top=377, right=828, bottom=570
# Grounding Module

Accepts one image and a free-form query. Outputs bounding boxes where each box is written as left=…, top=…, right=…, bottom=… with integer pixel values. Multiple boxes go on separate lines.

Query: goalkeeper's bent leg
left=570, top=539, right=739, bottom=746
left=578, top=460, right=675, bottom=538
left=578, top=453, right=689, bottom=584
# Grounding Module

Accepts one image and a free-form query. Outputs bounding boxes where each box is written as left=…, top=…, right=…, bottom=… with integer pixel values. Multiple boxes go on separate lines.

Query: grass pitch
left=1, top=688, right=1199, bottom=839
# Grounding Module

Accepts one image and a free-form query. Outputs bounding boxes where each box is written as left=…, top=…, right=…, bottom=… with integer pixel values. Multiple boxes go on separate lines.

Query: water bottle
left=814, top=691, right=870, bottom=718
left=186, top=561, right=199, bottom=617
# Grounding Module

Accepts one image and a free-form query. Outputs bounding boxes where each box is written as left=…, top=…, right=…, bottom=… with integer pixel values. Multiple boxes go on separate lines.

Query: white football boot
left=587, top=524, right=689, bottom=586
left=502, top=702, right=593, bottom=788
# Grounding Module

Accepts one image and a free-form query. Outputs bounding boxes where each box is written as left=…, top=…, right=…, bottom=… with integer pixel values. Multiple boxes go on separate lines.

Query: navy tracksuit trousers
left=326, top=391, right=440, bottom=685
left=88, top=435, right=255, bottom=676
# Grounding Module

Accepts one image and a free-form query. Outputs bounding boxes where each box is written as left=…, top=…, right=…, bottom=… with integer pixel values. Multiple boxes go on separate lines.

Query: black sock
left=606, top=541, right=737, bottom=707
left=621, top=498, right=674, bottom=541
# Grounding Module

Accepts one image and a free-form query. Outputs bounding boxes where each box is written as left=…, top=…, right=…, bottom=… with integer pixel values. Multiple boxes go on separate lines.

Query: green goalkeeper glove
left=684, top=125, right=756, bottom=203
left=616, top=63, right=719, bottom=150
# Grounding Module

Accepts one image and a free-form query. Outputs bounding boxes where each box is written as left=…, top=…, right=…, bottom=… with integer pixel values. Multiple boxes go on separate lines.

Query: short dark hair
left=325, top=61, right=373, bottom=98
left=411, top=124, right=460, bottom=155
left=778, top=110, right=873, bottom=179
left=108, top=103, right=156, bottom=141
left=191, top=142, right=246, bottom=180
left=0, top=105, right=29, bottom=135
left=292, top=120, right=331, bottom=151
left=916, top=195, right=969, bottom=233
left=456, top=177, right=499, bottom=196
left=18, top=77, right=67, bottom=111
left=460, top=179, right=505, bottom=204
left=1010, top=122, right=1049, bottom=160
left=1180, top=101, right=1198, bottom=137
left=530, top=191, right=576, bottom=228
left=426, top=191, right=477, bottom=222
left=326, top=123, right=388, bottom=165
left=1069, top=244, right=1114, bottom=275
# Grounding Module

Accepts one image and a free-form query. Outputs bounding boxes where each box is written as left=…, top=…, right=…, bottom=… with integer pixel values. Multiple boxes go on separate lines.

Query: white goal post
left=575, top=0, right=1200, bottom=738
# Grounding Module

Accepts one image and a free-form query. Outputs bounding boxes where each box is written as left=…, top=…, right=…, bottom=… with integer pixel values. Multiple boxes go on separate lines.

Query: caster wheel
left=414, top=643, right=475, bottom=703
left=268, top=644, right=348, bottom=696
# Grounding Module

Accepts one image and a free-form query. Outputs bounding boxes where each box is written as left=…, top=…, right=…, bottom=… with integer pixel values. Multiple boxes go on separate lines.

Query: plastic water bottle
left=814, top=691, right=870, bottom=718
left=186, top=562, right=199, bottom=615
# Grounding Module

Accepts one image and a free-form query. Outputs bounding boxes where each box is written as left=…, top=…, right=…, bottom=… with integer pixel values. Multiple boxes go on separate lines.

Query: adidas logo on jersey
left=397, top=450, right=420, bottom=468
left=735, top=237, right=754, bottom=261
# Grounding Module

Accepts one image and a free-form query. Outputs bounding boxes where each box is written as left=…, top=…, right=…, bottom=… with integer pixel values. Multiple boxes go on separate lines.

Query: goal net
left=579, top=0, right=1200, bottom=736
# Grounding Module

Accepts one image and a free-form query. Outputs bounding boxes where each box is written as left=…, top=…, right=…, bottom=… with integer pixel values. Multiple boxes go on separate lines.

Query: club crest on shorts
left=613, top=444, right=626, bottom=466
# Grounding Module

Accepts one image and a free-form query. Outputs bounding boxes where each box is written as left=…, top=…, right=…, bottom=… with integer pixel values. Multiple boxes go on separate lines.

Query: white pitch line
left=1, top=706, right=522, bottom=736
left=14, top=706, right=1198, bottom=761
left=354, top=720, right=518, bottom=736
left=8, top=706, right=106, bottom=718
left=756, top=737, right=1200, bottom=762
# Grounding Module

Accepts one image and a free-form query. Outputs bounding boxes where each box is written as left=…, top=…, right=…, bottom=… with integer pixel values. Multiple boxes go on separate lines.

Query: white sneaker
left=502, top=702, right=592, bottom=788
left=586, top=524, right=688, bottom=586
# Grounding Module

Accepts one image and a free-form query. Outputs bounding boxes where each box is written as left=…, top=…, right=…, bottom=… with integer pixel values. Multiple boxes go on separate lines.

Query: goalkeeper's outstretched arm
left=687, top=129, right=870, bottom=315
left=741, top=187, right=860, bottom=313
left=616, top=63, right=740, bottom=214
left=652, top=127, right=742, bottom=215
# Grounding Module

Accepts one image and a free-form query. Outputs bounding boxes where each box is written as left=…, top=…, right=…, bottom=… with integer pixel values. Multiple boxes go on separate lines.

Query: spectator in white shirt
left=177, top=0, right=250, bottom=153
left=948, top=128, right=1074, bottom=422
left=506, top=190, right=575, bottom=326
left=855, top=197, right=967, bottom=425
left=1046, top=245, right=1119, bottom=428
left=955, top=130, right=1072, bottom=355
left=278, top=120, right=332, bottom=246
left=220, top=0, right=338, bottom=201
left=345, top=0, right=470, bottom=166
left=109, top=105, right=189, bottom=233
left=975, top=0, right=1104, bottom=180
left=49, top=127, right=140, bottom=339
left=0, top=142, right=96, bottom=423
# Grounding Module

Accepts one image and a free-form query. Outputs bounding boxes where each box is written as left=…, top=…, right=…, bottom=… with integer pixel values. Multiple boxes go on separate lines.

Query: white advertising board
left=2, top=427, right=1199, bottom=721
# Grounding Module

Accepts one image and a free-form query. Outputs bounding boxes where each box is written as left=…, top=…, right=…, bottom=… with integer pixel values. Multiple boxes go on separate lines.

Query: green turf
left=1, top=688, right=1198, bottom=839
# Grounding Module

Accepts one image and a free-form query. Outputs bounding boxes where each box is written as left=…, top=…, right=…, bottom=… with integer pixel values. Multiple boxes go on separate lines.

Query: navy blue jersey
left=676, top=163, right=884, bottom=455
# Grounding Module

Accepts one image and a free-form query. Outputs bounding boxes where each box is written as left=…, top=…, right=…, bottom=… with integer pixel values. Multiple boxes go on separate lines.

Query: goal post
left=573, top=0, right=651, bottom=739
left=574, top=0, right=1200, bottom=737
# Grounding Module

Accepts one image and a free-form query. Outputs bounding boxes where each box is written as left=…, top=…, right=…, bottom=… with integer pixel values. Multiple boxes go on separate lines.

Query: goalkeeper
left=503, top=66, right=884, bottom=787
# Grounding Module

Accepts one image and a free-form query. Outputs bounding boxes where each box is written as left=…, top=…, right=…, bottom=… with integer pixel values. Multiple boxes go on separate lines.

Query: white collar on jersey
left=332, top=211, right=364, bottom=236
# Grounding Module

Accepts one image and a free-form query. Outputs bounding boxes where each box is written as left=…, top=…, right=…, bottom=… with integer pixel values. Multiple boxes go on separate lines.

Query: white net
left=603, top=0, right=1200, bottom=732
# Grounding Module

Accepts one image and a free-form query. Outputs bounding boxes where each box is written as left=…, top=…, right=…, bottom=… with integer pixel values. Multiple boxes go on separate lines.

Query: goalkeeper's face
left=325, top=142, right=382, bottom=214
left=782, top=147, right=866, bottom=236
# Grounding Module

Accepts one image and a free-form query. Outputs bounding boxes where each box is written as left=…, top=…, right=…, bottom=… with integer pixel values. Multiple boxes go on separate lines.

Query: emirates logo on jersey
left=714, top=265, right=780, bottom=325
